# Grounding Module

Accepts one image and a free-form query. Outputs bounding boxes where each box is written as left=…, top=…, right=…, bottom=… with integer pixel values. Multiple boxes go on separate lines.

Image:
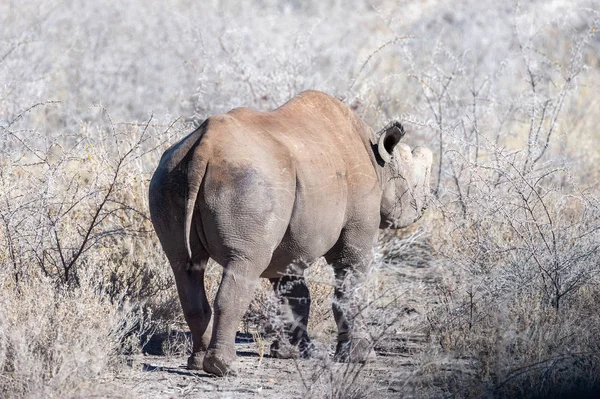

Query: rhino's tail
left=183, top=125, right=209, bottom=265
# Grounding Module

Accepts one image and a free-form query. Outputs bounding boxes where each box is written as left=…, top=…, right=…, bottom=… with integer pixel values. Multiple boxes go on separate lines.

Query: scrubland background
left=1, top=0, right=600, bottom=397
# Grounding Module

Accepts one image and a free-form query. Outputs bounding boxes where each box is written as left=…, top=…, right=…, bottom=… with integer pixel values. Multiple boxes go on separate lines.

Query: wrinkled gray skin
left=149, top=91, right=432, bottom=377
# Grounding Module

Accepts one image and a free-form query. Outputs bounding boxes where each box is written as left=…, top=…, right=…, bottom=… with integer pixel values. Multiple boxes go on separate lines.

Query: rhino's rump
left=190, top=93, right=378, bottom=274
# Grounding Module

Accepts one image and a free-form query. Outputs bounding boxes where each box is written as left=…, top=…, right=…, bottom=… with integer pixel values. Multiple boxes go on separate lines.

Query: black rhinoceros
left=149, top=90, right=432, bottom=376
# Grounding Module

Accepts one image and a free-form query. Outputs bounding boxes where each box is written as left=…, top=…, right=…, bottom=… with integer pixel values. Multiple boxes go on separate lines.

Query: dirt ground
left=112, top=337, right=427, bottom=399
left=110, top=262, right=443, bottom=398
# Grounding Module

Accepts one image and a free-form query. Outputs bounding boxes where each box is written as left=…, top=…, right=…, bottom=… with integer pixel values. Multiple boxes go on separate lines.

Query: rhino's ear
left=377, top=121, right=405, bottom=163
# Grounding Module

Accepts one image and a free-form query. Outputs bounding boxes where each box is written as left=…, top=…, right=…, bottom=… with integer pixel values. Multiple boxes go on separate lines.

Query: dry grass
left=0, top=274, right=143, bottom=398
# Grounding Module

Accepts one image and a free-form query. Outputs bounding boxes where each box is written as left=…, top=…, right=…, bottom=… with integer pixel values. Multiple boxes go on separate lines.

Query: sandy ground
left=113, top=336, right=428, bottom=399
left=110, top=259, right=443, bottom=398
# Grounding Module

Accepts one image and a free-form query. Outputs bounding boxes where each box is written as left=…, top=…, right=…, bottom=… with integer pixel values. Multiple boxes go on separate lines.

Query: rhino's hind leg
left=203, top=260, right=263, bottom=377
left=172, top=259, right=212, bottom=370
left=269, top=276, right=312, bottom=359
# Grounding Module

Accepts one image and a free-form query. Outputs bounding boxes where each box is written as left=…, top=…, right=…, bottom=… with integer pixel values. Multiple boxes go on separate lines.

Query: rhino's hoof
left=270, top=340, right=299, bottom=359
left=334, top=337, right=376, bottom=363
left=203, top=350, right=237, bottom=377
left=187, top=352, right=204, bottom=370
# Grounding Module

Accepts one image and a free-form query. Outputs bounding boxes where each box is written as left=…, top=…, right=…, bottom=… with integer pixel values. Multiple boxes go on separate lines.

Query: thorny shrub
left=408, top=3, right=600, bottom=398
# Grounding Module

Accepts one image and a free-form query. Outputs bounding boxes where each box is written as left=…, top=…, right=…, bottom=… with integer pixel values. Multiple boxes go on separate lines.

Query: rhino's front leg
left=326, top=240, right=376, bottom=363
left=331, top=267, right=374, bottom=363
left=269, top=275, right=312, bottom=359
left=203, top=260, right=262, bottom=376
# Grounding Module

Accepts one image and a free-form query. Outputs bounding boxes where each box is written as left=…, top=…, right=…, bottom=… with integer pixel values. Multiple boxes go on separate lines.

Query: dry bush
left=0, top=102, right=180, bottom=396
left=386, top=2, right=600, bottom=397
left=0, top=274, right=143, bottom=398
left=0, top=103, right=177, bottom=299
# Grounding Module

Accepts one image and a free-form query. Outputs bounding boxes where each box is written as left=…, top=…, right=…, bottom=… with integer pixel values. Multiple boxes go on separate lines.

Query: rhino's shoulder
left=296, top=89, right=336, bottom=101
left=274, top=90, right=344, bottom=114
left=292, top=90, right=344, bottom=107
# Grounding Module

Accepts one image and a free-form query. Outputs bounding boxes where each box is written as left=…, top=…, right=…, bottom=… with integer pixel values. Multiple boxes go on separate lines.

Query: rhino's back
left=199, top=90, right=380, bottom=219
left=195, top=91, right=381, bottom=274
left=203, top=90, right=378, bottom=191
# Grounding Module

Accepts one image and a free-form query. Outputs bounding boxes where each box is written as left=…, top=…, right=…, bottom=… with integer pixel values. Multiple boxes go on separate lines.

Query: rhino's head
left=373, top=122, right=433, bottom=229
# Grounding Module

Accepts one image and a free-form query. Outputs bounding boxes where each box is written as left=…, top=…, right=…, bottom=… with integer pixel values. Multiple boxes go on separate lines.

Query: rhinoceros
left=149, top=90, right=432, bottom=376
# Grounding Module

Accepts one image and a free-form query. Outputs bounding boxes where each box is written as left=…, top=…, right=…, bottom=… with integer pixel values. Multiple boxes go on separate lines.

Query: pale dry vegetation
left=1, top=0, right=599, bottom=398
